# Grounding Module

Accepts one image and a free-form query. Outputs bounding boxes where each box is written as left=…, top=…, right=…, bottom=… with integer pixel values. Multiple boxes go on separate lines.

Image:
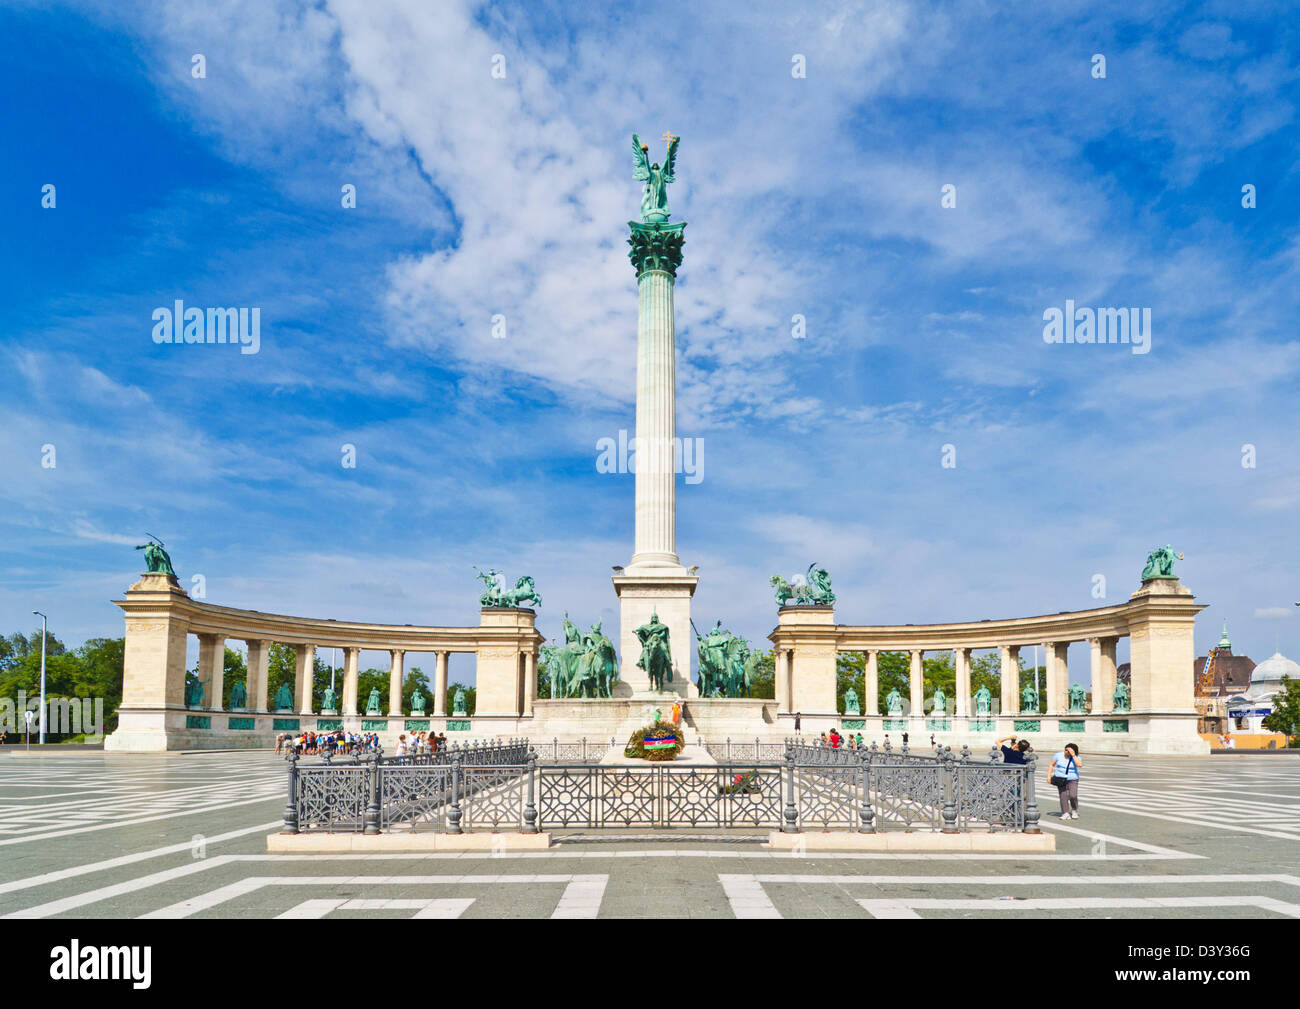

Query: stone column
left=1126, top=579, right=1206, bottom=753
left=296, top=644, right=316, bottom=715
left=909, top=649, right=924, bottom=727
left=955, top=648, right=971, bottom=718
left=197, top=633, right=225, bottom=710
left=614, top=219, right=698, bottom=696
left=523, top=650, right=537, bottom=716
left=1092, top=637, right=1118, bottom=714
left=434, top=651, right=448, bottom=716
left=999, top=645, right=1020, bottom=716
left=341, top=646, right=359, bottom=717
left=785, top=650, right=796, bottom=713
left=389, top=649, right=405, bottom=717
left=629, top=222, right=685, bottom=569
left=246, top=639, right=270, bottom=712
left=864, top=650, right=879, bottom=715
left=1044, top=642, right=1068, bottom=715
left=775, top=649, right=788, bottom=711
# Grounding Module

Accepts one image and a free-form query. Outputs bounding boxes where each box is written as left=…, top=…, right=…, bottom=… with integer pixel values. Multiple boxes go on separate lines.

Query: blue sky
left=3, top=0, right=1298, bottom=684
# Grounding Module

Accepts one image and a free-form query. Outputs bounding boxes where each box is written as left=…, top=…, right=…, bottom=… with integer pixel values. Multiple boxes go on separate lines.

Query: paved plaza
left=0, top=750, right=1298, bottom=919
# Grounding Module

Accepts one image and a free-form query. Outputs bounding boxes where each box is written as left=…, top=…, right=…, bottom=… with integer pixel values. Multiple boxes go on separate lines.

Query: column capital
left=627, top=220, right=686, bottom=277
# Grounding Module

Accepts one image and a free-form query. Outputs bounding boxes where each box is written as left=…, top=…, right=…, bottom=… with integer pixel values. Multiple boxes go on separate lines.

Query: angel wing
left=662, top=136, right=679, bottom=183
left=632, top=134, right=650, bottom=181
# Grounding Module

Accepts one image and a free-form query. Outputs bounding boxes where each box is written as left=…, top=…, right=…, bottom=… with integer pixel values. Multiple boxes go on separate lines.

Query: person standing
left=996, top=735, right=1030, bottom=764
left=1049, top=743, right=1081, bottom=818
left=794, top=711, right=802, bottom=732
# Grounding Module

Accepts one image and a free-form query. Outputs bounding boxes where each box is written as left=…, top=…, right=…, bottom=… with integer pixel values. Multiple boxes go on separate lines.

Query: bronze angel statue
left=632, top=133, right=679, bottom=223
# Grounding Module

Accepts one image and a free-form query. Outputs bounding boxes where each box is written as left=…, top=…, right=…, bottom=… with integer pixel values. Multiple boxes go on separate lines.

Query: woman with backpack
left=1049, top=742, right=1081, bottom=818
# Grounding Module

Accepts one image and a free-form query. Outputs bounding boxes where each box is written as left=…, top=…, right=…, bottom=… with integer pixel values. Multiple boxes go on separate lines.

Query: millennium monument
left=104, top=137, right=1209, bottom=755
left=611, top=132, right=698, bottom=697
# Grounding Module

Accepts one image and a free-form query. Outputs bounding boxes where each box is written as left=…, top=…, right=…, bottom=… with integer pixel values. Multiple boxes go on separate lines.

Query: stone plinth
left=612, top=570, right=698, bottom=697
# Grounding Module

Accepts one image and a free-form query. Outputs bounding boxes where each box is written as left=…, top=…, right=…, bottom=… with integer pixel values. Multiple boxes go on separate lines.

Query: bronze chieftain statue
left=542, top=614, right=619, bottom=698
left=693, top=620, right=754, bottom=698
left=635, top=610, right=673, bottom=691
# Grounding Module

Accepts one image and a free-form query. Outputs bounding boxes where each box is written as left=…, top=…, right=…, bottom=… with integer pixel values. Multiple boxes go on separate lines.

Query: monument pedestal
left=613, top=568, right=698, bottom=698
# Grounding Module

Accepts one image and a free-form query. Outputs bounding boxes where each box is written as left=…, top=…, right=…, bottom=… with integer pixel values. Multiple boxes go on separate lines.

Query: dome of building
left=1251, top=651, right=1299, bottom=685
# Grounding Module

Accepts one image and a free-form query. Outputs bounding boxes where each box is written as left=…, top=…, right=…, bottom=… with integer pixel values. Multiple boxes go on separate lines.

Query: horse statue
left=500, top=575, right=542, bottom=608
left=1140, top=545, right=1182, bottom=581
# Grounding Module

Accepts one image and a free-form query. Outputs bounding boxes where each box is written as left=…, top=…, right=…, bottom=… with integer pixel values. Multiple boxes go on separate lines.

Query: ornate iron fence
left=281, top=739, right=1039, bottom=835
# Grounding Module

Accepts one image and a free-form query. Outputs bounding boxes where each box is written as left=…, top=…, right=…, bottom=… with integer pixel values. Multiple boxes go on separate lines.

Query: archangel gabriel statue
left=632, top=132, right=679, bottom=223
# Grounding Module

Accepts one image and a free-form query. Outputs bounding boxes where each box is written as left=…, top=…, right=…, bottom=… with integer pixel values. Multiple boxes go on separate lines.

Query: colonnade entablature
left=767, top=579, right=1207, bottom=754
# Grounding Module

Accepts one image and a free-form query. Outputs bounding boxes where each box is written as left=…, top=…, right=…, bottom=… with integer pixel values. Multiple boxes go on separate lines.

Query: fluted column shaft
left=389, top=649, right=404, bottom=717
left=632, top=268, right=678, bottom=566
left=434, top=652, right=449, bottom=716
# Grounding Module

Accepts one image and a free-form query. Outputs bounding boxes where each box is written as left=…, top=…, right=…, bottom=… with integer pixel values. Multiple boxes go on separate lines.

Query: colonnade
left=768, top=577, right=1208, bottom=753
left=106, top=571, right=543, bottom=751
left=191, top=634, right=457, bottom=716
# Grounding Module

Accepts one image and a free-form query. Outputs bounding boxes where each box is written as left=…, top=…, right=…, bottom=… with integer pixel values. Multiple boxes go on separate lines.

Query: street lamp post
left=32, top=611, right=47, bottom=745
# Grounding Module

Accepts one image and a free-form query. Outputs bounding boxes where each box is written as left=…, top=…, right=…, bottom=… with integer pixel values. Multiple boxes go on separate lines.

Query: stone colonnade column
left=524, top=650, right=536, bottom=716
left=341, top=646, right=359, bottom=717
left=246, top=639, right=270, bottom=712
left=294, top=644, right=316, bottom=714
left=434, top=652, right=448, bottom=716
left=955, top=647, right=971, bottom=718
left=775, top=649, right=788, bottom=711
left=1044, top=642, right=1069, bottom=715
left=999, top=645, right=1020, bottom=716
left=389, top=649, right=404, bottom=717
left=197, top=633, right=225, bottom=710
left=1091, top=637, right=1118, bottom=714
left=908, top=649, right=924, bottom=727
left=864, top=650, right=879, bottom=715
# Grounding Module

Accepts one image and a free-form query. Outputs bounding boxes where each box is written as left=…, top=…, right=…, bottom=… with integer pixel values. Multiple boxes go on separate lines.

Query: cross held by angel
left=632, top=132, right=679, bottom=223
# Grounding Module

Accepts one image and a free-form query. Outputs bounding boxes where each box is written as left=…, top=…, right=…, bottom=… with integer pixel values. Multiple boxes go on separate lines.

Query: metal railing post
left=940, top=746, right=958, bottom=833
left=447, top=755, right=463, bottom=834
left=782, top=752, right=799, bottom=833
left=282, top=751, right=299, bottom=834
left=523, top=753, right=538, bottom=834
left=364, top=751, right=381, bottom=835
left=1023, top=755, right=1041, bottom=833
left=858, top=748, right=874, bottom=833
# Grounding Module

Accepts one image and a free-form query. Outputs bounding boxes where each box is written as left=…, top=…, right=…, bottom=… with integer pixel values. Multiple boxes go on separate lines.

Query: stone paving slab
left=0, top=751, right=1297, bottom=918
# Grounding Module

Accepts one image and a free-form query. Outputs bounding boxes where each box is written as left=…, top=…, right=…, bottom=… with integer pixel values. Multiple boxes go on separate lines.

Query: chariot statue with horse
left=475, top=567, right=542, bottom=608
left=770, top=563, right=836, bottom=607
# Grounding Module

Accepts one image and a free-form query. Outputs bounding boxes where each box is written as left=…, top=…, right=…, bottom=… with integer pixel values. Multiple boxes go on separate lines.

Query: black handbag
left=1050, top=756, right=1076, bottom=787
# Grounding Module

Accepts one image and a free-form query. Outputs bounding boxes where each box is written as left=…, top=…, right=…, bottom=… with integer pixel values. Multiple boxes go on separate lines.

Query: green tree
left=1262, top=675, right=1300, bottom=743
